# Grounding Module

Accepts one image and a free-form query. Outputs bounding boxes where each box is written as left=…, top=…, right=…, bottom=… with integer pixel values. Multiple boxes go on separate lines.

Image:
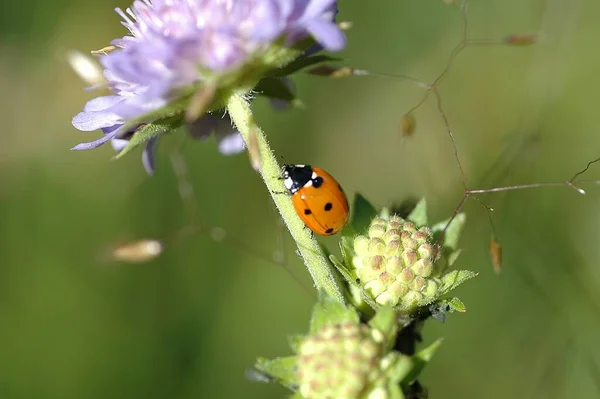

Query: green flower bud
left=354, top=236, right=370, bottom=257
left=350, top=213, right=443, bottom=310
left=412, top=259, right=432, bottom=277
left=368, top=238, right=386, bottom=256
left=296, top=320, right=397, bottom=399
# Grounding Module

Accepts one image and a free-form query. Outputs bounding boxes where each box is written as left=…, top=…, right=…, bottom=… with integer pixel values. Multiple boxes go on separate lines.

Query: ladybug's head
left=282, top=164, right=313, bottom=194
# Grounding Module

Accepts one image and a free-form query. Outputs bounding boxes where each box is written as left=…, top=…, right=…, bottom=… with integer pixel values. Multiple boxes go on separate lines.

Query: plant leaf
left=114, top=116, right=184, bottom=160
left=255, top=356, right=298, bottom=389
left=447, top=249, right=462, bottom=267
left=388, top=382, right=406, bottom=399
left=329, top=254, right=356, bottom=284
left=287, top=334, right=304, bottom=354
left=386, top=353, right=414, bottom=384
left=255, top=77, right=296, bottom=102
left=309, top=291, right=359, bottom=334
left=432, top=213, right=466, bottom=251
left=318, top=244, right=346, bottom=296
left=368, top=307, right=397, bottom=347
left=344, top=193, right=378, bottom=237
left=407, top=198, right=427, bottom=226
left=439, top=270, right=478, bottom=296
left=270, top=54, right=341, bottom=78
left=444, top=297, right=467, bottom=312
left=429, top=297, right=467, bottom=322
left=245, top=368, right=274, bottom=383
left=337, top=236, right=356, bottom=272
left=403, top=338, right=443, bottom=385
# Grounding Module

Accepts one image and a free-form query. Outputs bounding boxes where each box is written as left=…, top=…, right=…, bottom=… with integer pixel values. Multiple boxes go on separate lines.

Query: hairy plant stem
left=226, top=91, right=345, bottom=304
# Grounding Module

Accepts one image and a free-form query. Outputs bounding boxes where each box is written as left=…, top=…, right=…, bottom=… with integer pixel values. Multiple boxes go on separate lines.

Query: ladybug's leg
left=302, top=224, right=315, bottom=239
left=271, top=190, right=292, bottom=196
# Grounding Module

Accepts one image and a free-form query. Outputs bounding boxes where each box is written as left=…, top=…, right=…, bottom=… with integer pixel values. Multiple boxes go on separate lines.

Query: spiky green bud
left=331, top=199, right=477, bottom=316
left=296, top=322, right=385, bottom=398
left=350, top=215, right=442, bottom=310
left=254, top=295, right=414, bottom=399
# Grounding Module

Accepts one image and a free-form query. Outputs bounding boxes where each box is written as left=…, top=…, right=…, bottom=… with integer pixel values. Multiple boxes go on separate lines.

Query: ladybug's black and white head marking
left=283, top=164, right=322, bottom=194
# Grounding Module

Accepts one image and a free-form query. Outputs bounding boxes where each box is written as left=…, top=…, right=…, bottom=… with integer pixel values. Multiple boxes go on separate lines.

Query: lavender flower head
left=71, top=0, right=346, bottom=174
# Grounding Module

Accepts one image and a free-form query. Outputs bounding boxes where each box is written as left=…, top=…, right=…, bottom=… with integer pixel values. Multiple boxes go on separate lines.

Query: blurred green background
left=2, top=0, right=600, bottom=398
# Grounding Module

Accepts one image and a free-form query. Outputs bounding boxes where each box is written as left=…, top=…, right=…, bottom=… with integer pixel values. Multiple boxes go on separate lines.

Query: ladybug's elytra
left=282, top=164, right=350, bottom=236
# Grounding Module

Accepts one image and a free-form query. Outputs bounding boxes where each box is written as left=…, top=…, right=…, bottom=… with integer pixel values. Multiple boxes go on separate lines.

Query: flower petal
left=111, top=137, right=130, bottom=152
left=305, top=19, right=346, bottom=52
left=216, top=131, right=245, bottom=155
left=303, top=0, right=338, bottom=19
left=142, top=136, right=160, bottom=175
left=71, top=128, right=121, bottom=150
left=72, top=110, right=123, bottom=131
left=83, top=95, right=125, bottom=112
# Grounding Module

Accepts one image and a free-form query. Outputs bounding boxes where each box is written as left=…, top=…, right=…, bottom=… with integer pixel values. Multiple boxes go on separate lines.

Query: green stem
left=226, top=91, right=345, bottom=304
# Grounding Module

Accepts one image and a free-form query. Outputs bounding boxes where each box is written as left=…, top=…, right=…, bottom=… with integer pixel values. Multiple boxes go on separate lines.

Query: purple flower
left=71, top=0, right=346, bottom=171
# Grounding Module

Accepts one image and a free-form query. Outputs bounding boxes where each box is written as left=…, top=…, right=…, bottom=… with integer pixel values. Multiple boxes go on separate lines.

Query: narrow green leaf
left=439, top=270, right=478, bottom=296
left=255, top=77, right=296, bottom=101
left=245, top=368, right=274, bottom=383
left=445, top=297, right=467, bottom=312
left=328, top=254, right=378, bottom=317
left=379, top=207, right=391, bottom=220
left=318, top=242, right=332, bottom=260
left=318, top=243, right=347, bottom=296
left=329, top=254, right=355, bottom=284
left=287, top=334, right=305, bottom=354
left=270, top=54, right=342, bottom=78
left=429, top=297, right=467, bottom=322
left=417, top=338, right=443, bottom=362
left=309, top=291, right=359, bottom=334
left=447, top=249, right=462, bottom=267
left=388, top=383, right=406, bottom=399
left=432, top=213, right=466, bottom=251
left=407, top=198, right=427, bottom=226
left=358, top=288, right=381, bottom=314
left=255, top=356, right=298, bottom=389
left=403, top=338, right=443, bottom=384
left=368, top=307, right=397, bottom=347
left=387, top=353, right=414, bottom=384
left=345, top=193, right=378, bottom=237
left=338, top=236, right=355, bottom=268
left=114, top=115, right=184, bottom=160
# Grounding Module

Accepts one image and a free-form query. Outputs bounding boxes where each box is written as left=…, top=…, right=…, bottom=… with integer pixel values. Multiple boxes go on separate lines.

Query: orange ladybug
left=282, top=164, right=350, bottom=236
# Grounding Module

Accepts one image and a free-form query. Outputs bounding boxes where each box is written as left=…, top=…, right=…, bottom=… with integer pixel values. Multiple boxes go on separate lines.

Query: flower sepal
left=111, top=115, right=184, bottom=161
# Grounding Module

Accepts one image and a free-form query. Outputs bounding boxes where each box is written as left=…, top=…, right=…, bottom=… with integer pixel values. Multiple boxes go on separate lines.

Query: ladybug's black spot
left=324, top=202, right=333, bottom=211
left=325, top=228, right=334, bottom=234
left=312, top=176, right=324, bottom=188
left=304, top=208, right=312, bottom=215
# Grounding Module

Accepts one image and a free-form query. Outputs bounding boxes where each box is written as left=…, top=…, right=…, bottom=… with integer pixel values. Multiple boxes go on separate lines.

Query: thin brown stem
left=569, top=156, right=600, bottom=182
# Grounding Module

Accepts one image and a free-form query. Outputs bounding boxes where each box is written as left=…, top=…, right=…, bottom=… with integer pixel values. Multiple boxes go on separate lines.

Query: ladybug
left=282, top=164, right=350, bottom=236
